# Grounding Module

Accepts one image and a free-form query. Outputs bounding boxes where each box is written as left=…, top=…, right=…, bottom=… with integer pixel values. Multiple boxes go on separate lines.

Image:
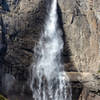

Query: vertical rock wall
left=1, top=0, right=99, bottom=81
left=58, top=0, right=100, bottom=72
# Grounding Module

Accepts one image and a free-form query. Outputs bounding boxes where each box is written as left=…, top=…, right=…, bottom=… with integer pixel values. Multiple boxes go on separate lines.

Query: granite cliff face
left=0, top=0, right=46, bottom=80
left=58, top=0, right=100, bottom=73
left=0, top=0, right=100, bottom=100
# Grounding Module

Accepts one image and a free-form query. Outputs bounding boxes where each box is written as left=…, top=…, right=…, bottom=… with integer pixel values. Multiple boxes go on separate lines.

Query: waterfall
left=30, top=0, right=72, bottom=100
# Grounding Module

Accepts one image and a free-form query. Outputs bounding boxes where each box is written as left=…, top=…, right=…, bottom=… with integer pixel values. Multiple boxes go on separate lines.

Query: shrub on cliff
left=0, top=95, right=7, bottom=100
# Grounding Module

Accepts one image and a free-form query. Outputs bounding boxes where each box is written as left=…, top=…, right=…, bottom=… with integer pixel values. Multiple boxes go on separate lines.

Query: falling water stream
left=30, top=0, right=72, bottom=100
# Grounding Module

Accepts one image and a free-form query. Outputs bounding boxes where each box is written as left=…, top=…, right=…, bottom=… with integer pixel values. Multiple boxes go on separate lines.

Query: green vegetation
left=0, top=95, right=7, bottom=100
left=98, top=70, right=100, bottom=73
left=98, top=65, right=100, bottom=73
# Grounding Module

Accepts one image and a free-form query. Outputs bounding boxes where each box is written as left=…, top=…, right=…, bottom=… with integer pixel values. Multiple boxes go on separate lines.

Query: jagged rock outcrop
left=67, top=72, right=100, bottom=93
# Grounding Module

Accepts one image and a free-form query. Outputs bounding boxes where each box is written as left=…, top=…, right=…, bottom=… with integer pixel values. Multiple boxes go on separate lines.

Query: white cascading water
left=30, top=0, right=72, bottom=100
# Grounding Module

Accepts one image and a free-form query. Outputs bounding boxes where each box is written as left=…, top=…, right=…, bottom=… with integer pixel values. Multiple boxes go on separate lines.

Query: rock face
left=79, top=88, right=100, bottom=100
left=0, top=0, right=100, bottom=100
left=67, top=72, right=100, bottom=94
left=58, top=0, right=100, bottom=99
left=0, top=0, right=47, bottom=81
left=58, top=0, right=100, bottom=72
